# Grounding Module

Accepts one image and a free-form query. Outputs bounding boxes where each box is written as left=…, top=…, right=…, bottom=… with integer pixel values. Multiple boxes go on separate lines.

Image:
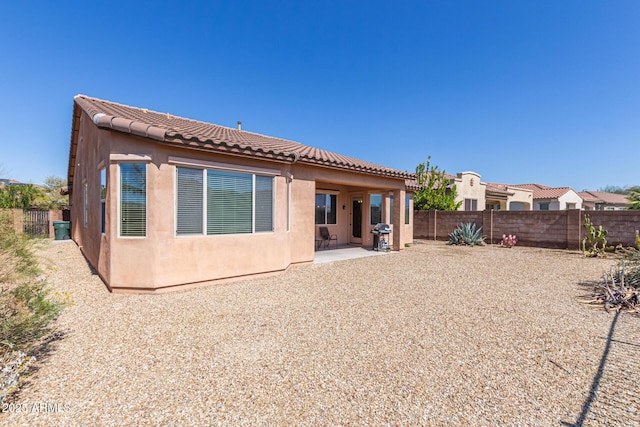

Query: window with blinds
left=207, top=170, right=253, bottom=235
left=177, top=167, right=204, bottom=234
left=176, top=167, right=274, bottom=235
left=255, top=175, right=273, bottom=232
left=119, top=163, right=146, bottom=237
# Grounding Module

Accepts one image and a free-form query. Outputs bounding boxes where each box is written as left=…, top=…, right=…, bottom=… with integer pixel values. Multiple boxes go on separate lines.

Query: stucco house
left=448, top=172, right=533, bottom=211
left=512, top=184, right=582, bottom=210
left=67, top=95, right=414, bottom=293
left=484, top=182, right=533, bottom=211
left=578, top=191, right=629, bottom=210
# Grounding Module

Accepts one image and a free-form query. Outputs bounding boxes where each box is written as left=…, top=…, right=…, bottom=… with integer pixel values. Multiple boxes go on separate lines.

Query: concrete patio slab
left=313, top=245, right=393, bottom=264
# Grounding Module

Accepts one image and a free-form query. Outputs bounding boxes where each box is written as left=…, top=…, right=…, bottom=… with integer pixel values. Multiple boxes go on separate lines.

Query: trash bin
left=53, top=221, right=71, bottom=240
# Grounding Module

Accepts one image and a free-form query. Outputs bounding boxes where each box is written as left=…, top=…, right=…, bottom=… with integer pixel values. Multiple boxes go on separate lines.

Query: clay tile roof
left=485, top=182, right=511, bottom=195
left=73, top=95, right=412, bottom=180
left=578, top=191, right=629, bottom=205
left=405, top=178, right=421, bottom=191
left=578, top=191, right=600, bottom=202
left=513, top=184, right=573, bottom=199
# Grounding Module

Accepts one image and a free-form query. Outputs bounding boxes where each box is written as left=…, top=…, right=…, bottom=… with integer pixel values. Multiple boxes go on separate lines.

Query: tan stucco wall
left=71, top=118, right=411, bottom=292
left=454, top=171, right=486, bottom=211
left=506, top=187, right=533, bottom=210
left=69, top=111, right=111, bottom=286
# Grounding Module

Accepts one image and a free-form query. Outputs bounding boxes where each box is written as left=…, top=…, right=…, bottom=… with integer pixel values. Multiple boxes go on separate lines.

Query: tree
left=629, top=188, right=640, bottom=210
left=34, top=176, right=69, bottom=210
left=413, top=156, right=462, bottom=211
left=0, top=184, right=42, bottom=209
left=597, top=185, right=628, bottom=195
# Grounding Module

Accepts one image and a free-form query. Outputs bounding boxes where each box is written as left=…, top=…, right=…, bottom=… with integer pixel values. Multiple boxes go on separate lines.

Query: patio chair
left=319, top=227, right=337, bottom=248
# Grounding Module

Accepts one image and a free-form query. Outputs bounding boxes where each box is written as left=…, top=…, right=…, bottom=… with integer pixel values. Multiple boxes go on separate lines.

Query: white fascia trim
left=168, top=156, right=281, bottom=176
left=110, top=154, right=153, bottom=162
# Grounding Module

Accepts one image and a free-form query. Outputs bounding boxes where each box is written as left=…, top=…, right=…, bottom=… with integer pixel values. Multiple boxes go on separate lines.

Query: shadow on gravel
left=561, top=311, right=620, bottom=427
left=5, top=331, right=66, bottom=404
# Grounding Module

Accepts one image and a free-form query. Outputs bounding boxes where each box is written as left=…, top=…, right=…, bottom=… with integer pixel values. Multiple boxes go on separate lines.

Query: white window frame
left=99, top=167, right=106, bottom=234
left=116, top=162, right=148, bottom=239
left=174, top=165, right=275, bottom=237
left=315, top=192, right=338, bottom=225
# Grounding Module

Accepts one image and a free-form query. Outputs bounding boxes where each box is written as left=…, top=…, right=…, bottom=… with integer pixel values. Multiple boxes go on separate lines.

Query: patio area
left=3, top=240, right=639, bottom=426
left=313, top=244, right=393, bottom=264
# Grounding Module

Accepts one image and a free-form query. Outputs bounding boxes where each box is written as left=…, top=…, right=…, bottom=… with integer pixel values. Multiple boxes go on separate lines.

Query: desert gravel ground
left=2, top=240, right=639, bottom=426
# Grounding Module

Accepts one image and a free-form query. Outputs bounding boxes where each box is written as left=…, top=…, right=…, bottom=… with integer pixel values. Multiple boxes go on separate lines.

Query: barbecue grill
left=371, top=223, right=392, bottom=251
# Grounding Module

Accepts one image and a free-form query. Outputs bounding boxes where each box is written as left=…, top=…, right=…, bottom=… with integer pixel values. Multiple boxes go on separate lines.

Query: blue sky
left=1, top=1, right=638, bottom=191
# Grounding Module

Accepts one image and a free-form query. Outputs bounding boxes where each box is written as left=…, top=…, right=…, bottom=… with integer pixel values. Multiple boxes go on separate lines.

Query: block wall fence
left=414, top=210, right=640, bottom=250
left=2, top=209, right=66, bottom=239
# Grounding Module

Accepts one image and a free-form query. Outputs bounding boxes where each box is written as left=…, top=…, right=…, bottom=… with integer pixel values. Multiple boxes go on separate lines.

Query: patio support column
left=392, top=188, right=405, bottom=251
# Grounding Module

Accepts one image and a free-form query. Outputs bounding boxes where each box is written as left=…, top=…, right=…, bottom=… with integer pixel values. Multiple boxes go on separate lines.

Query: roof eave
left=66, top=102, right=82, bottom=194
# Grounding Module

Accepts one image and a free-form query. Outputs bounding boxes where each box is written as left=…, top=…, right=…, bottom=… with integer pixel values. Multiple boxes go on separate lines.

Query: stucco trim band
left=168, top=156, right=282, bottom=176
left=110, top=154, right=153, bottom=162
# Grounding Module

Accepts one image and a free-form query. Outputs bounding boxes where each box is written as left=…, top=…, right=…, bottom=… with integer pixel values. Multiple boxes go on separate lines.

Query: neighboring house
left=484, top=182, right=533, bottom=211
left=450, top=171, right=486, bottom=211
left=67, top=95, right=414, bottom=293
left=512, top=184, right=583, bottom=210
left=578, top=191, right=629, bottom=210
left=448, top=171, right=533, bottom=211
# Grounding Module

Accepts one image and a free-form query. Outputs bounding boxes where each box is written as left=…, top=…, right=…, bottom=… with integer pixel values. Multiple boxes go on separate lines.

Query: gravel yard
left=2, top=240, right=639, bottom=426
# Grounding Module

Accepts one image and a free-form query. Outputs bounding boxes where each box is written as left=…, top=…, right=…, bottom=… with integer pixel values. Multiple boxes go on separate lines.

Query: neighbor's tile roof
left=485, top=182, right=511, bottom=195
left=578, top=191, right=629, bottom=205
left=512, top=184, right=573, bottom=199
left=72, top=95, right=412, bottom=181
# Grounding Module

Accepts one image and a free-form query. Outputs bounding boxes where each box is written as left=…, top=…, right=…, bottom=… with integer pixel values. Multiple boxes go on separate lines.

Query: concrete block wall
left=2, top=209, right=65, bottom=239
left=414, top=209, right=640, bottom=249
left=586, top=211, right=640, bottom=248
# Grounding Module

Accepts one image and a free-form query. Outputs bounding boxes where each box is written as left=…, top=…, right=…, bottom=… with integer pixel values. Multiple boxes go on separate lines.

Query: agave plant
left=448, top=222, right=485, bottom=246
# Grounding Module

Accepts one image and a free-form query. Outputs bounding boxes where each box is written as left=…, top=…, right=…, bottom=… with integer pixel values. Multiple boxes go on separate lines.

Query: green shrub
left=0, top=211, right=39, bottom=279
left=448, top=223, right=485, bottom=246
left=1, top=282, right=64, bottom=350
left=0, top=210, right=68, bottom=403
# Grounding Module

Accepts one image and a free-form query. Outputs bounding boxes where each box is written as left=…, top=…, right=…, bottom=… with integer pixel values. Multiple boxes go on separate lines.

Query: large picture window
left=176, top=167, right=274, bottom=235
left=119, top=163, right=147, bottom=237
left=315, top=193, right=337, bottom=225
